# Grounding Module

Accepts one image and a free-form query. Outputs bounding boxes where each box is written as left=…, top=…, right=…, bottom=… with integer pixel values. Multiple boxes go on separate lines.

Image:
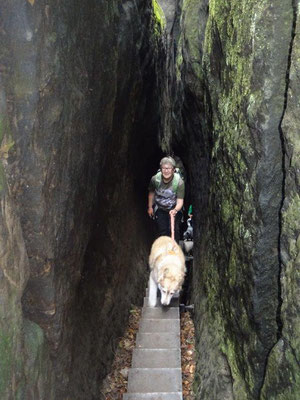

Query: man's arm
left=175, top=198, right=184, bottom=212
left=169, top=198, right=184, bottom=217
left=148, top=191, right=155, bottom=217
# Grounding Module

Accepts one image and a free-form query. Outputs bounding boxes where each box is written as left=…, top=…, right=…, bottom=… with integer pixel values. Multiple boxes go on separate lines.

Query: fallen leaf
left=189, top=364, right=196, bottom=373
left=119, top=367, right=129, bottom=378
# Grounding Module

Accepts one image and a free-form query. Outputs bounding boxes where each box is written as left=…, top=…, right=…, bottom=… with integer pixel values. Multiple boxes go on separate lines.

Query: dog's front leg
left=148, top=272, right=158, bottom=307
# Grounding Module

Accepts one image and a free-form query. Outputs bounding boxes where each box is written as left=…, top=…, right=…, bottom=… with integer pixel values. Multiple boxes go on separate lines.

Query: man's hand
left=169, top=208, right=178, bottom=217
left=148, top=206, right=154, bottom=217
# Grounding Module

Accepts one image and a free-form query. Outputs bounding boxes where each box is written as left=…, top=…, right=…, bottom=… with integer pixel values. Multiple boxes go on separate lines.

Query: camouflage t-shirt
left=148, top=174, right=185, bottom=211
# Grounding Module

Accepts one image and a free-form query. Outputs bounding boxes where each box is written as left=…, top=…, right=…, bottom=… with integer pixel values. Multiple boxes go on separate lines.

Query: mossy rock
left=260, top=339, right=300, bottom=399
left=152, top=0, right=166, bottom=32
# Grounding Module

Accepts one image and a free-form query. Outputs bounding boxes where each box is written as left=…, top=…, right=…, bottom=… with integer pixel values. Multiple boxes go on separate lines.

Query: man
left=148, top=156, right=185, bottom=243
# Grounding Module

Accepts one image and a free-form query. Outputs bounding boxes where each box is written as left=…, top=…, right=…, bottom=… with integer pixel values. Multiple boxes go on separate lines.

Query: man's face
left=161, top=163, right=174, bottom=181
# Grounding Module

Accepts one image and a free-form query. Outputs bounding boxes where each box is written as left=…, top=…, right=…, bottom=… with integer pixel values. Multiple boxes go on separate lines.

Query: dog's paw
left=148, top=299, right=157, bottom=307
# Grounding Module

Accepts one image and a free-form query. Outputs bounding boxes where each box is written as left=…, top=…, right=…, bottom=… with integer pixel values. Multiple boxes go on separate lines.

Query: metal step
left=136, top=332, right=180, bottom=349
left=123, top=284, right=183, bottom=399
left=127, top=368, right=182, bottom=393
left=132, top=348, right=181, bottom=368
left=142, top=307, right=179, bottom=320
left=123, top=393, right=182, bottom=400
left=139, top=318, right=180, bottom=333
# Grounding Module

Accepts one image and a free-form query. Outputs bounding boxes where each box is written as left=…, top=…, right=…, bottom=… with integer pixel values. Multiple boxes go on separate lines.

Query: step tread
left=136, top=332, right=180, bottom=349
left=142, top=307, right=179, bottom=320
left=132, top=348, right=181, bottom=368
left=139, top=318, right=180, bottom=333
left=127, top=368, right=182, bottom=393
left=123, top=392, right=182, bottom=400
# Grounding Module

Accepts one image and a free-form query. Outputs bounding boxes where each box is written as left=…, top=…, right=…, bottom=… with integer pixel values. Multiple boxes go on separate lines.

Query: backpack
left=154, top=169, right=182, bottom=193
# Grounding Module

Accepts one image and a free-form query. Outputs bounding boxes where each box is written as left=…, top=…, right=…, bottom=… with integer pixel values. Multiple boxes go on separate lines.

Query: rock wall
left=0, top=0, right=163, bottom=398
left=172, top=0, right=300, bottom=399
left=1, top=0, right=299, bottom=398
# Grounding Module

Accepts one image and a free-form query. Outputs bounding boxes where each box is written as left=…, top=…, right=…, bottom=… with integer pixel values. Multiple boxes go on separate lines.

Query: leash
left=170, top=213, right=175, bottom=242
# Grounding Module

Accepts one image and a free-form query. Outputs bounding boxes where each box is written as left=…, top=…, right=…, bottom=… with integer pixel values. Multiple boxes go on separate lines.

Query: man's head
left=160, top=156, right=176, bottom=181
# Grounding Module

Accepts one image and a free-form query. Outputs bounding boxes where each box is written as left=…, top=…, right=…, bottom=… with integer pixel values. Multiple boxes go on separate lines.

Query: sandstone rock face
left=1, top=0, right=299, bottom=399
left=262, top=6, right=300, bottom=399
left=0, top=1, right=162, bottom=398
left=171, top=0, right=300, bottom=399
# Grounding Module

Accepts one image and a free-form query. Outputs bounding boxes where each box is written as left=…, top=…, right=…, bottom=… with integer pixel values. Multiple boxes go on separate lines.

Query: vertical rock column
left=0, top=0, right=164, bottom=398
left=168, top=0, right=300, bottom=399
left=261, top=2, right=300, bottom=397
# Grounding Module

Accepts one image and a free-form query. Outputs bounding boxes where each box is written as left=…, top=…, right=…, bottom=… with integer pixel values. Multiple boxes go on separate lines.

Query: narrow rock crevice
left=257, top=3, right=299, bottom=396
left=276, top=0, right=298, bottom=341
left=0, top=1, right=299, bottom=399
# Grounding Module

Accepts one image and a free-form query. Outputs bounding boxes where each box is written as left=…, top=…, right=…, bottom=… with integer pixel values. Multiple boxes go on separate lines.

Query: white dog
left=148, top=236, right=186, bottom=307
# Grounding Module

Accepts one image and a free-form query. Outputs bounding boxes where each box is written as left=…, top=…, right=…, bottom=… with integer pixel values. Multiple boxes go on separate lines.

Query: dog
left=148, top=236, right=186, bottom=307
left=183, top=217, right=193, bottom=240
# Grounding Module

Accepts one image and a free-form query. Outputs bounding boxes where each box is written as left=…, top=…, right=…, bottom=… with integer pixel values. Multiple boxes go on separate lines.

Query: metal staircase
left=123, top=290, right=183, bottom=400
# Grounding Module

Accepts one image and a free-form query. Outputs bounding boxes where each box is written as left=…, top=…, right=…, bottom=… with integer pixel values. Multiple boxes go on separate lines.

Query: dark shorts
left=155, top=208, right=182, bottom=243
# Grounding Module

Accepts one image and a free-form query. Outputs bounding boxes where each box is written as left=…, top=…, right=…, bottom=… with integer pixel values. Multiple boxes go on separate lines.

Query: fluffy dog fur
left=148, top=236, right=186, bottom=307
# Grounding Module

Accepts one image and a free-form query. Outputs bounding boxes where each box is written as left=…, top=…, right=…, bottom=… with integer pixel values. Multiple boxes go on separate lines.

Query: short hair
left=160, top=156, right=176, bottom=168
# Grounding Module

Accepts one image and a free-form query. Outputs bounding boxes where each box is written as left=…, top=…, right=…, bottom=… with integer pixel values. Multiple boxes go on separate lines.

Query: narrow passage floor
left=100, top=296, right=195, bottom=399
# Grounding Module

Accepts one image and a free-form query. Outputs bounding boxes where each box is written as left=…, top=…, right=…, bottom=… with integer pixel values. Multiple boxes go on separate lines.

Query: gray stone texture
left=0, top=0, right=163, bottom=398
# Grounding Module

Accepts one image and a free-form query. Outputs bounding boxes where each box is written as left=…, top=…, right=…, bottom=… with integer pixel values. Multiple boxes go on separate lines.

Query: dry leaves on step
left=100, top=305, right=141, bottom=400
left=181, top=311, right=196, bottom=399
left=100, top=306, right=196, bottom=400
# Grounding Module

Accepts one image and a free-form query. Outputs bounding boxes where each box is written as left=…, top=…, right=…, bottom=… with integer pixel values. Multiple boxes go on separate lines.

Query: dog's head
left=157, top=266, right=184, bottom=306
left=158, top=281, right=179, bottom=306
